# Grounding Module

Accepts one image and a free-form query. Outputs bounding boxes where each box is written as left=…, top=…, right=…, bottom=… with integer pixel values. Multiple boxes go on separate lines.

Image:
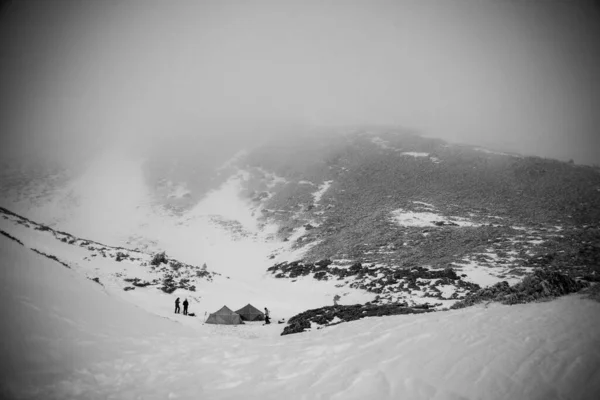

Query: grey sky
left=1, top=0, right=598, bottom=165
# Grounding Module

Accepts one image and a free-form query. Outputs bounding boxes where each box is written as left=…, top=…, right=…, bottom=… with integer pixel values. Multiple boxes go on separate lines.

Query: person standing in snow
left=264, top=307, right=271, bottom=324
left=175, top=297, right=181, bottom=314
left=183, top=298, right=189, bottom=315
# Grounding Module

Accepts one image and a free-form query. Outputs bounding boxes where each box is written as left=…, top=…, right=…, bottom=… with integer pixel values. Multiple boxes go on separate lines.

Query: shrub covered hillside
left=236, top=128, right=600, bottom=270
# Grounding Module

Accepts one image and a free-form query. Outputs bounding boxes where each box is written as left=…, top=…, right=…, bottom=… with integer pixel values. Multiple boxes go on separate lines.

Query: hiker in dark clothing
left=183, top=299, right=189, bottom=315
left=175, top=297, right=181, bottom=314
left=264, top=307, right=271, bottom=324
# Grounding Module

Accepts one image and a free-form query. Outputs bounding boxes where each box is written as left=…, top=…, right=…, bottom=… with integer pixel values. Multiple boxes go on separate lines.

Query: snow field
left=0, top=208, right=372, bottom=325
left=2, top=237, right=600, bottom=400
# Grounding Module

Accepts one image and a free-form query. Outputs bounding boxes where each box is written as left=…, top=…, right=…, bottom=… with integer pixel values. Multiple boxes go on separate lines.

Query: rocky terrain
left=232, top=129, right=599, bottom=311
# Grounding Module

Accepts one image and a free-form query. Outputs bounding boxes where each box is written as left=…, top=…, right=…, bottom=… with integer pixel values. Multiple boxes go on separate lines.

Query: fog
left=1, top=0, right=598, bottom=166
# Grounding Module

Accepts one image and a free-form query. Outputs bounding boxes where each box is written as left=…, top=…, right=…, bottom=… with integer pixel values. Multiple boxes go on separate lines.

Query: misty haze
left=1, top=1, right=599, bottom=399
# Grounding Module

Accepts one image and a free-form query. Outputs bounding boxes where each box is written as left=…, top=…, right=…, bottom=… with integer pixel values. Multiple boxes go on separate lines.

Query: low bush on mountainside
left=281, top=303, right=435, bottom=335
left=123, top=277, right=155, bottom=287
left=161, top=276, right=177, bottom=293
left=151, top=251, right=168, bottom=266
left=159, top=275, right=198, bottom=293
left=195, top=269, right=212, bottom=278
left=450, top=270, right=588, bottom=309
left=170, top=260, right=184, bottom=271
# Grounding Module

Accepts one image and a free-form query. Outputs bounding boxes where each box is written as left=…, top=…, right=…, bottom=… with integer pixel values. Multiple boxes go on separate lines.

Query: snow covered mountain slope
left=1, top=128, right=599, bottom=311
left=0, top=146, right=280, bottom=272
left=2, top=127, right=600, bottom=399
left=2, top=236, right=599, bottom=400
left=0, top=205, right=374, bottom=322
left=0, top=236, right=197, bottom=398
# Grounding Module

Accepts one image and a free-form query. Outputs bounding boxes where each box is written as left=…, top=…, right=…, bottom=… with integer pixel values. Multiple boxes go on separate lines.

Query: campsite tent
left=205, top=306, right=244, bottom=325
left=235, top=304, right=265, bottom=321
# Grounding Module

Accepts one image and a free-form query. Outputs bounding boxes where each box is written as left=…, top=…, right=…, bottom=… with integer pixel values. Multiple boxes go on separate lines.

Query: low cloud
left=1, top=0, right=598, bottom=166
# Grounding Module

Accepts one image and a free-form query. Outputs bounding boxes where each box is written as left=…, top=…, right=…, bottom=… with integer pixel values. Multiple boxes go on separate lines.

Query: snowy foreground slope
left=2, top=237, right=600, bottom=400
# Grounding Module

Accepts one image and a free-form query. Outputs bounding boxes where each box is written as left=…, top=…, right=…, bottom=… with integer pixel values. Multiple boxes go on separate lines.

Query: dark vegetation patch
left=31, top=248, right=70, bottom=269
left=160, top=275, right=196, bottom=293
left=451, top=270, right=588, bottom=309
left=123, top=277, right=156, bottom=287
left=90, top=277, right=103, bottom=286
left=281, top=303, right=435, bottom=336
left=0, top=229, right=24, bottom=245
left=268, top=261, right=479, bottom=299
left=151, top=251, right=168, bottom=266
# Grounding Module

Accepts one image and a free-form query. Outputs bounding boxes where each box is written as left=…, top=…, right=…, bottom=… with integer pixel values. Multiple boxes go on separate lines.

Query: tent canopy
left=205, top=306, right=244, bottom=325
left=235, top=304, right=265, bottom=321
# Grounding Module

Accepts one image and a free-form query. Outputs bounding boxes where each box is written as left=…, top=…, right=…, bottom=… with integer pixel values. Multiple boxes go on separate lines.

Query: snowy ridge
left=0, top=204, right=374, bottom=325
left=0, top=206, right=220, bottom=291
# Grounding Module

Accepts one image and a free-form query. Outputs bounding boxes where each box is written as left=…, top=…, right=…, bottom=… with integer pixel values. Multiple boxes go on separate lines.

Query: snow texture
left=312, top=180, right=333, bottom=204
left=392, top=209, right=479, bottom=227
left=401, top=152, right=429, bottom=157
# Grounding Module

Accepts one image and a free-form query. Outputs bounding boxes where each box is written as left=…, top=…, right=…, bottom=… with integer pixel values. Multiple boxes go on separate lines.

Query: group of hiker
left=174, top=297, right=189, bottom=315
left=174, top=297, right=271, bottom=324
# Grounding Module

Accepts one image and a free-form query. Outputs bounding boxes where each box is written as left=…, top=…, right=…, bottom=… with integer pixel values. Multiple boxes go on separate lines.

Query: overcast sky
left=1, top=0, right=598, bottom=165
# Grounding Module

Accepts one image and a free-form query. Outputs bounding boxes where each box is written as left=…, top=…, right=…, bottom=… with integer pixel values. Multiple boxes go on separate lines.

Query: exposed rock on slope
left=282, top=303, right=435, bottom=335
left=451, top=270, right=589, bottom=309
